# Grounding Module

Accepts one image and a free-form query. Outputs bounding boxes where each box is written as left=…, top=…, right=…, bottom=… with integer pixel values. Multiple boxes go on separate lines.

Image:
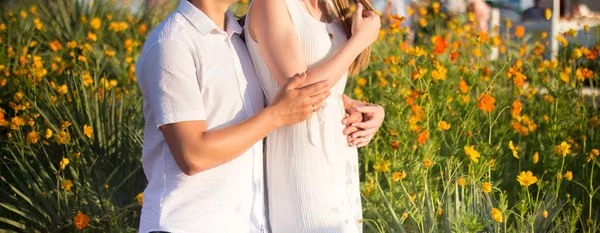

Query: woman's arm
left=248, top=0, right=380, bottom=89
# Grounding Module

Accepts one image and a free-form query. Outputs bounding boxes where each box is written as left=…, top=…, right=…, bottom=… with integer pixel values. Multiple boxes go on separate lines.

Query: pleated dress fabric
left=245, top=0, right=362, bottom=232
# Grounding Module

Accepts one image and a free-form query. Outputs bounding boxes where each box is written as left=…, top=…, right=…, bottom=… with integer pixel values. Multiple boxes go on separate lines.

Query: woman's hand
left=341, top=95, right=384, bottom=147
left=351, top=3, right=381, bottom=49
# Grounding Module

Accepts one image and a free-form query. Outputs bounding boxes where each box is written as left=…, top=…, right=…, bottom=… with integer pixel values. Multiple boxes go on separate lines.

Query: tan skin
left=159, top=0, right=371, bottom=176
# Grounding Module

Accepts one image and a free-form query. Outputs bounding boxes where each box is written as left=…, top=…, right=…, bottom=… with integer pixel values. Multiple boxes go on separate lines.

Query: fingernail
left=342, top=120, right=347, bottom=124
left=351, top=123, right=356, bottom=127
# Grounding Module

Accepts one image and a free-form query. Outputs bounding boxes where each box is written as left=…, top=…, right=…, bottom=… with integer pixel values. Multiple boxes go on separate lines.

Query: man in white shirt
left=136, top=0, right=384, bottom=232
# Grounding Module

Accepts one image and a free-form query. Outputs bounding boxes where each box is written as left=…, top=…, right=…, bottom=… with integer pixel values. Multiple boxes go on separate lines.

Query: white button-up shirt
left=135, top=1, right=266, bottom=232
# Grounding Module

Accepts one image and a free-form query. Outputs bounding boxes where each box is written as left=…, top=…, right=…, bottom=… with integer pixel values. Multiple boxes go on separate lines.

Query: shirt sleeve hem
left=155, top=110, right=207, bottom=129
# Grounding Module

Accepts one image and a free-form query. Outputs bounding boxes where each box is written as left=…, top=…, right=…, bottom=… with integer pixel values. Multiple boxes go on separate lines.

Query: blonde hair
left=324, top=0, right=375, bottom=75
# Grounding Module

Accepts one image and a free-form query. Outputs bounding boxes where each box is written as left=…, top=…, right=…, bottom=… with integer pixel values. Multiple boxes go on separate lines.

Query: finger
left=353, top=137, right=371, bottom=148
left=345, top=105, right=360, bottom=115
left=354, top=3, right=364, bottom=20
left=362, top=9, right=374, bottom=17
left=341, top=94, right=353, bottom=109
left=351, top=120, right=379, bottom=129
left=355, top=105, right=380, bottom=113
left=309, top=90, right=330, bottom=104
left=284, top=72, right=307, bottom=90
left=342, top=111, right=362, bottom=125
left=299, top=79, right=330, bottom=96
left=343, top=126, right=360, bottom=137
left=350, top=128, right=377, bottom=139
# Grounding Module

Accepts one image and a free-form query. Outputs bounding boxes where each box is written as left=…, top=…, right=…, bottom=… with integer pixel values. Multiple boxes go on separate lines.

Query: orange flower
left=459, top=79, right=469, bottom=93
left=515, top=25, right=525, bottom=38
left=422, top=157, right=433, bottom=168
left=49, top=40, right=62, bottom=51
left=73, top=212, right=90, bottom=230
left=433, top=36, right=447, bottom=54
left=390, top=140, right=400, bottom=150
left=417, top=130, right=429, bottom=145
left=450, top=51, right=459, bottom=62
left=511, top=99, right=522, bottom=117
left=477, top=93, right=496, bottom=112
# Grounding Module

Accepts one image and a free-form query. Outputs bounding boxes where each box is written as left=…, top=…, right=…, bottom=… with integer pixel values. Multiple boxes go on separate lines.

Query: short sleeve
left=139, top=40, right=206, bottom=129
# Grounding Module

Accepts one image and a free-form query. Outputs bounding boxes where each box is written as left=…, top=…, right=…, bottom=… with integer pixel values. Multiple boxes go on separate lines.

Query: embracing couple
left=135, top=0, right=382, bottom=232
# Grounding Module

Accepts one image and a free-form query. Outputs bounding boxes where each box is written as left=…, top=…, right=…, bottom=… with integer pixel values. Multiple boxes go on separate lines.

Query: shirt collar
left=177, top=0, right=242, bottom=36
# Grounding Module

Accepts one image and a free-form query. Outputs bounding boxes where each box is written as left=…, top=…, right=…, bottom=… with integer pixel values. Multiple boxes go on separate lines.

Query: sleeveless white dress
left=245, top=0, right=362, bottom=232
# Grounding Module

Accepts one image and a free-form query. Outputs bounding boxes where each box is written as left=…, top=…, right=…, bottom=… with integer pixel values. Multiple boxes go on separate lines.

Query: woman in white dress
left=245, top=0, right=381, bottom=231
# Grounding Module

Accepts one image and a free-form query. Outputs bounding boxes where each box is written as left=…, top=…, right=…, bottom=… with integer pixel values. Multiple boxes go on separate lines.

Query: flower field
left=0, top=0, right=599, bottom=232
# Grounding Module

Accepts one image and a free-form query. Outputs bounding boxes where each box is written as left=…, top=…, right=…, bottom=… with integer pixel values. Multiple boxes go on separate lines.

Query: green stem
left=589, top=161, right=595, bottom=221
left=556, top=156, right=566, bottom=198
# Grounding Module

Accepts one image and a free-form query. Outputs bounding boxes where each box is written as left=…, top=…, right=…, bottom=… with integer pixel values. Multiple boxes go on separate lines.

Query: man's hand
left=269, top=73, right=331, bottom=127
left=341, top=95, right=384, bottom=148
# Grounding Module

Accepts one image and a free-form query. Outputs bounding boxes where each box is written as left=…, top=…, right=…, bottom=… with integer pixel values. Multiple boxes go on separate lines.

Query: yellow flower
left=27, top=131, right=39, bottom=144
left=571, top=48, right=582, bottom=59
left=437, top=208, right=443, bottom=216
left=553, top=141, right=571, bottom=157
left=491, top=208, right=503, bottom=223
left=437, top=121, right=451, bottom=131
left=60, top=121, right=72, bottom=130
left=457, top=177, right=466, bottom=187
left=564, top=171, right=573, bottom=181
left=405, top=46, right=426, bottom=57
left=545, top=9, right=552, bottom=20
left=516, top=171, right=538, bottom=187
left=464, top=145, right=481, bottom=163
left=45, top=128, right=53, bottom=139
left=104, top=50, right=116, bottom=57
left=33, top=18, right=43, bottom=30
left=532, top=152, right=539, bottom=164
left=137, top=192, right=144, bottom=206
left=556, top=35, right=568, bottom=46
left=61, top=179, right=73, bottom=191
left=82, top=71, right=94, bottom=87
left=584, top=25, right=590, bottom=34
left=509, top=141, right=519, bottom=159
left=401, top=212, right=408, bottom=220
left=11, top=116, right=26, bottom=129
left=83, top=125, right=93, bottom=138
left=431, top=63, right=447, bottom=82
left=392, top=171, right=407, bottom=182
left=586, top=149, right=599, bottom=162
left=542, top=210, right=548, bottom=218
left=422, top=157, right=433, bottom=168
left=482, top=182, right=492, bottom=193
left=54, top=131, right=71, bottom=145
left=67, top=41, right=77, bottom=49
left=373, top=160, right=391, bottom=172
left=73, top=212, right=90, bottom=230
left=87, top=32, right=97, bottom=42
left=419, top=18, right=427, bottom=27
left=109, top=21, right=129, bottom=32
left=90, top=17, right=101, bottom=30
left=59, top=157, right=70, bottom=170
